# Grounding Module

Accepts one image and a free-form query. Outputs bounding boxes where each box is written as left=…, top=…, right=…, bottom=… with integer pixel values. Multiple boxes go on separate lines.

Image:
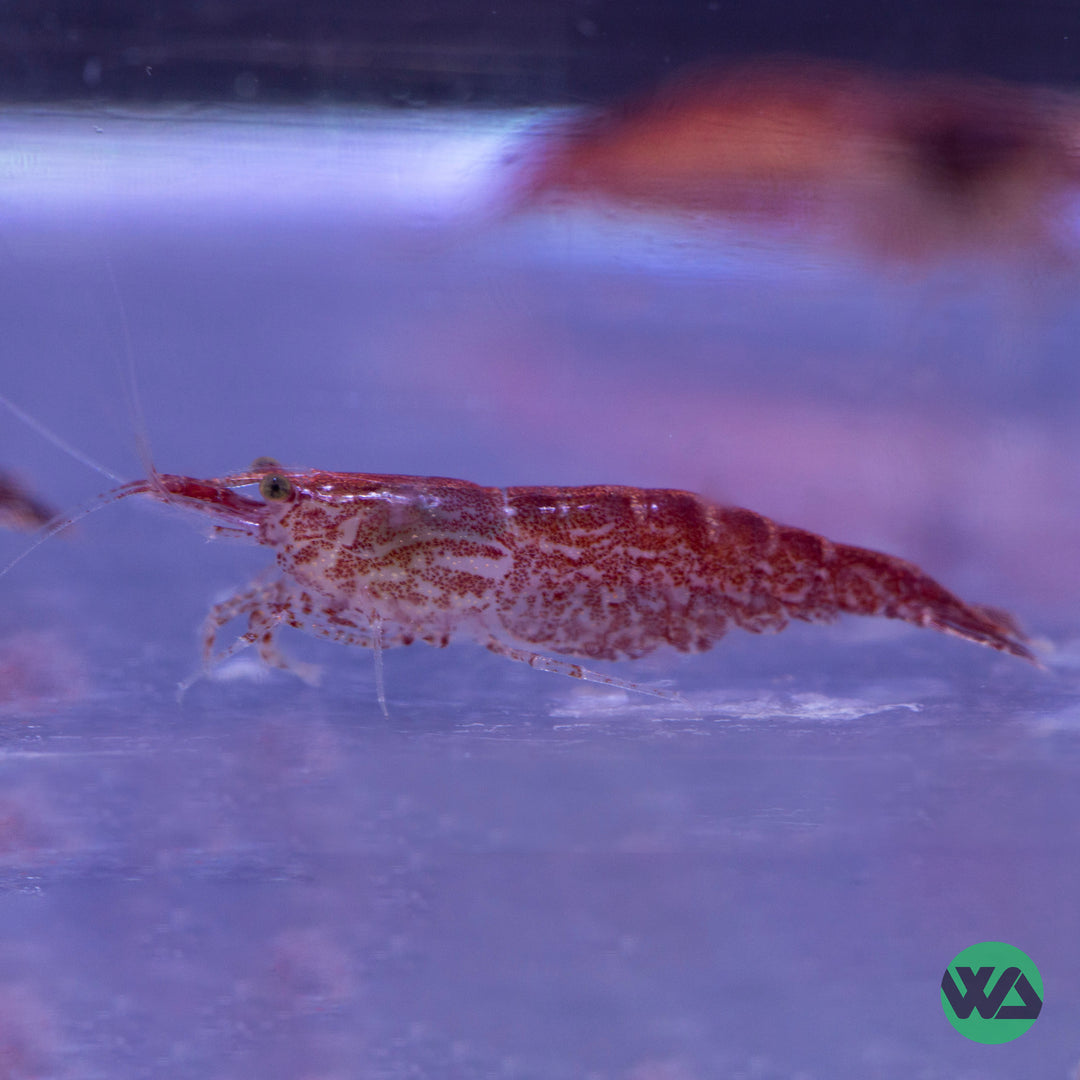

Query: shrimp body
left=0, top=471, right=55, bottom=532
left=121, top=464, right=1035, bottom=694
left=520, top=58, right=1080, bottom=262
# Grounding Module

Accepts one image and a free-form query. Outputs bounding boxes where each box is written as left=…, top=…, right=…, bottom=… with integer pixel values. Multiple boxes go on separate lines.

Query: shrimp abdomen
left=822, top=540, right=1037, bottom=661
left=494, top=485, right=1035, bottom=665
left=745, top=514, right=1036, bottom=663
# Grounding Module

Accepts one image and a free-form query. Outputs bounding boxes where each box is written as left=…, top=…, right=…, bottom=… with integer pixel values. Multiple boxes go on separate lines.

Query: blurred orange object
left=520, top=57, right=1080, bottom=261
left=0, top=470, right=53, bottom=532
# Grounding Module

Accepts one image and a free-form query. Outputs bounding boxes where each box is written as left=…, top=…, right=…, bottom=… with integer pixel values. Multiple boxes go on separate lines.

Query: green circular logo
left=941, top=941, right=1043, bottom=1043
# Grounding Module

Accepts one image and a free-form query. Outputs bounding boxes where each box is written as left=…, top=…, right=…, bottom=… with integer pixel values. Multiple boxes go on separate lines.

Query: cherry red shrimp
left=82, top=461, right=1036, bottom=709
left=518, top=57, right=1080, bottom=262
left=0, top=471, right=55, bottom=533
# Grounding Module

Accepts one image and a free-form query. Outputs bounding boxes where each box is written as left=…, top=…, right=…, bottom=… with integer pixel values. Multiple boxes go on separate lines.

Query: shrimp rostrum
left=101, top=462, right=1035, bottom=701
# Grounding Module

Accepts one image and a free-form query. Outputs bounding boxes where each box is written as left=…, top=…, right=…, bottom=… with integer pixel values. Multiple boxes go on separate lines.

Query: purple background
left=0, top=109, right=1078, bottom=1078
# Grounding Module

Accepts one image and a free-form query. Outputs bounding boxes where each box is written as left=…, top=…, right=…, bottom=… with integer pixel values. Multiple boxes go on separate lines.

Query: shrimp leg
left=181, top=578, right=322, bottom=694
left=485, top=639, right=686, bottom=703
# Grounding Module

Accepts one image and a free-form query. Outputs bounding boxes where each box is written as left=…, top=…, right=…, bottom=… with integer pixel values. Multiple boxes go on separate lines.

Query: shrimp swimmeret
left=62, top=460, right=1036, bottom=705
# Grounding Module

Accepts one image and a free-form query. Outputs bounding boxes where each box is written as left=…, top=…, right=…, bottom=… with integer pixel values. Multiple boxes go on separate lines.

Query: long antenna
left=0, top=390, right=124, bottom=483
left=0, top=484, right=136, bottom=580
left=1, top=261, right=166, bottom=582
left=102, top=253, right=160, bottom=488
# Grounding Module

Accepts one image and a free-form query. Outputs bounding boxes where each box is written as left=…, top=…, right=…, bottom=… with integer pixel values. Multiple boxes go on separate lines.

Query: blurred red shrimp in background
left=0, top=467, right=86, bottom=714
left=0, top=470, right=54, bottom=533
left=518, top=57, right=1080, bottom=262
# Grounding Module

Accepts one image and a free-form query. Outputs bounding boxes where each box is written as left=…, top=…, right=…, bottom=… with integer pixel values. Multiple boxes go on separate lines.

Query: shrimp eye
left=259, top=474, right=292, bottom=502
left=251, top=456, right=280, bottom=470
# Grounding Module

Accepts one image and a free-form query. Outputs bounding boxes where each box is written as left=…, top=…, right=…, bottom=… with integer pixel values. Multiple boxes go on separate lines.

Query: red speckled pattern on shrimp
left=116, top=466, right=1034, bottom=694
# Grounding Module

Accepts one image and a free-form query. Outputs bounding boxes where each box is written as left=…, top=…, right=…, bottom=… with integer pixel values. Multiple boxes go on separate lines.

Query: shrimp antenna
left=102, top=253, right=162, bottom=491
left=0, top=483, right=138, bottom=581
left=0, top=391, right=125, bottom=484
